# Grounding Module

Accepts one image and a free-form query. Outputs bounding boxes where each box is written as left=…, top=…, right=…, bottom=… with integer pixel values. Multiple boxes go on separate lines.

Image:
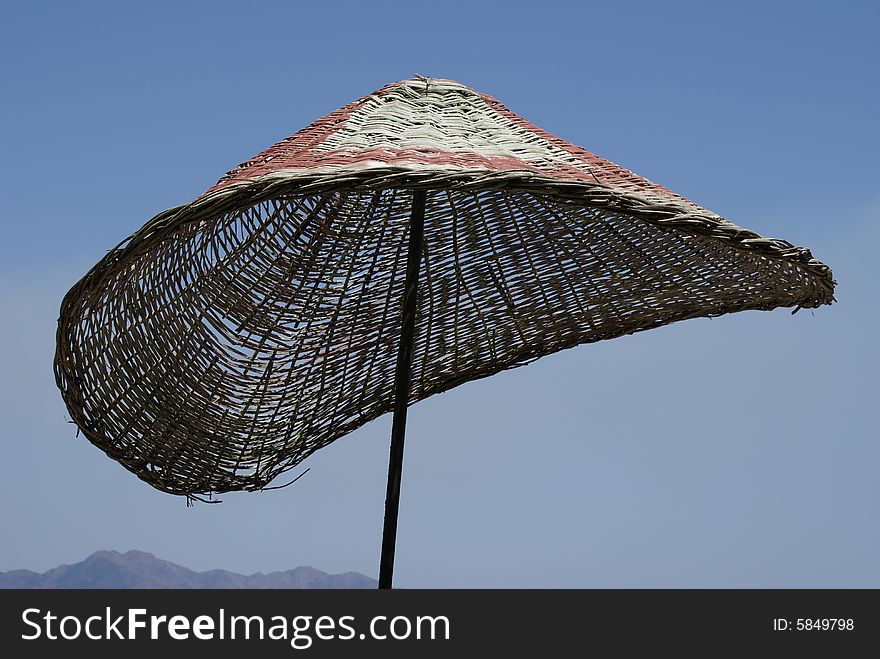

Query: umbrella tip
left=412, top=73, right=432, bottom=93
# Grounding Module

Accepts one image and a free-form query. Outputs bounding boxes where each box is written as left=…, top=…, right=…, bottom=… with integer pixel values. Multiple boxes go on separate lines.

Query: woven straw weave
left=55, top=76, right=835, bottom=497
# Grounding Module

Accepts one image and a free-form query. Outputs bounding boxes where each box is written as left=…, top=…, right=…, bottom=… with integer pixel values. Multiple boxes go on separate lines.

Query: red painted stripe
left=200, top=77, right=699, bottom=210
left=476, top=89, right=694, bottom=206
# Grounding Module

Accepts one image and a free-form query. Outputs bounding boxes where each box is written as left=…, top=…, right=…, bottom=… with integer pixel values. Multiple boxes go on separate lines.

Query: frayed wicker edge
left=55, top=167, right=836, bottom=497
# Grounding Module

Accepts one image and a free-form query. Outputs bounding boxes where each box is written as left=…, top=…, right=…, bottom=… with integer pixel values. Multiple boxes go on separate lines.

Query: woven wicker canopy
left=55, top=76, right=835, bottom=505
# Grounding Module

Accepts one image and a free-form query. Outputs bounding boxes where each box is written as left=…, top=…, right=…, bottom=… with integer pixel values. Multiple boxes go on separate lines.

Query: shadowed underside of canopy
left=54, top=76, right=835, bottom=497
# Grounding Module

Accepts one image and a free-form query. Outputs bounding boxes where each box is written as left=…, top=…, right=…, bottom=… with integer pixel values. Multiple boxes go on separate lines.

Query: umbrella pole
left=378, top=189, right=426, bottom=590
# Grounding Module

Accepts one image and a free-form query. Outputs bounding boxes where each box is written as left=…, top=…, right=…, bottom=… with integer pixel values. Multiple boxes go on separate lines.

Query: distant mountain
left=0, top=550, right=376, bottom=589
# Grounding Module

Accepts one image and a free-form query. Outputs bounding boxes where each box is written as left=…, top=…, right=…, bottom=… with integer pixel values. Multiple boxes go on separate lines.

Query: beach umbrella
left=55, top=76, right=835, bottom=588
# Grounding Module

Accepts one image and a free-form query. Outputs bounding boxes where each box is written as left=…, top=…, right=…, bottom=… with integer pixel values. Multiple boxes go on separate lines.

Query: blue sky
left=1, top=0, right=877, bottom=586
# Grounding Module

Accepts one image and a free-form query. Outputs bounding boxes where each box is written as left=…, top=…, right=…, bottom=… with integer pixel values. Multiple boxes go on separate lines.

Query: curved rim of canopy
left=54, top=166, right=835, bottom=497
left=60, top=165, right=834, bottom=309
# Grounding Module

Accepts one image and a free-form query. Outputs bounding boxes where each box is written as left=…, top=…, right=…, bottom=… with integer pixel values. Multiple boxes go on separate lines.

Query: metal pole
left=378, top=189, right=426, bottom=589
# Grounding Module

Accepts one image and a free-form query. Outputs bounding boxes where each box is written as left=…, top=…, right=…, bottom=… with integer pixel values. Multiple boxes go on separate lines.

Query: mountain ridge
left=0, top=550, right=376, bottom=589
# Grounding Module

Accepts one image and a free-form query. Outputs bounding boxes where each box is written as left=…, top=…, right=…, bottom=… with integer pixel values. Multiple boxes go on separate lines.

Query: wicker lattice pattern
left=55, top=77, right=835, bottom=497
